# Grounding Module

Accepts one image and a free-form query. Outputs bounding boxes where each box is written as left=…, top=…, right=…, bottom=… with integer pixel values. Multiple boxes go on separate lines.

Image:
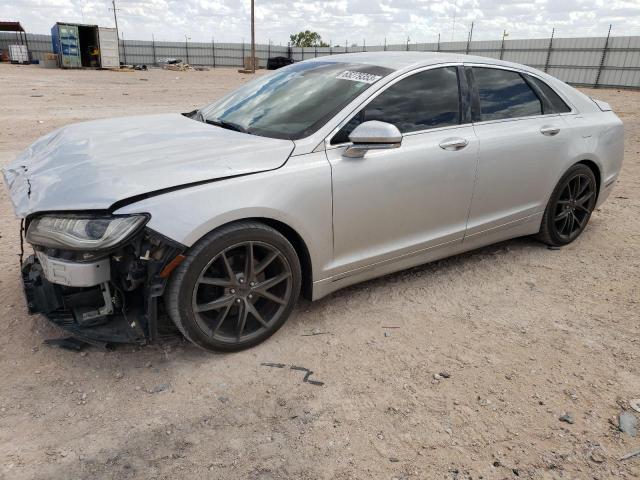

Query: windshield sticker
left=336, top=70, right=382, bottom=84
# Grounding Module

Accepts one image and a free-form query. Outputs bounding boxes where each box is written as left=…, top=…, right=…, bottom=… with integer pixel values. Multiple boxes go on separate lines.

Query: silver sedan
left=3, top=52, right=624, bottom=351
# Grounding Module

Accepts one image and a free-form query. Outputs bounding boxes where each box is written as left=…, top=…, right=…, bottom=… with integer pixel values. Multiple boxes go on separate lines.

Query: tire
left=165, top=221, right=301, bottom=352
left=538, top=163, right=598, bottom=247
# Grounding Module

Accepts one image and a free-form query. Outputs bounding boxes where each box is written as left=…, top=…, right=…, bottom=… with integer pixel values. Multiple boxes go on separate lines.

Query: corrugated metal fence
left=2, top=32, right=639, bottom=88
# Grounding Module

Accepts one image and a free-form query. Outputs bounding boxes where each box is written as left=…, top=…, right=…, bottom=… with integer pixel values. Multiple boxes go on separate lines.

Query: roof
left=0, top=21, right=25, bottom=32
left=305, top=51, right=537, bottom=74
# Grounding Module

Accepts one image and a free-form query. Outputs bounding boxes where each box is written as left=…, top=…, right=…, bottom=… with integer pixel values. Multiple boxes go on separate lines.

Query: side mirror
left=344, top=121, right=402, bottom=158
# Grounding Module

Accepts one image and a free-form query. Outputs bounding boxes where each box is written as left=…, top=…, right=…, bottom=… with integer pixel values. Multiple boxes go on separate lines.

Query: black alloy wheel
left=539, top=163, right=598, bottom=246
left=165, top=222, right=301, bottom=351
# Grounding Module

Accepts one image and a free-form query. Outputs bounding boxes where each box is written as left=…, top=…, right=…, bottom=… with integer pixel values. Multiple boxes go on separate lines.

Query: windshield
left=198, top=61, right=394, bottom=140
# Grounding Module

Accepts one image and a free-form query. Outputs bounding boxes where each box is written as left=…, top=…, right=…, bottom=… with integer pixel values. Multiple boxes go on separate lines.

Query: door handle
left=540, top=126, right=561, bottom=136
left=439, top=137, right=468, bottom=151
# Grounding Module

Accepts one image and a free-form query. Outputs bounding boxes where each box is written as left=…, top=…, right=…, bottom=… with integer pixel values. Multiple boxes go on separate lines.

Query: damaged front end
left=21, top=214, right=185, bottom=345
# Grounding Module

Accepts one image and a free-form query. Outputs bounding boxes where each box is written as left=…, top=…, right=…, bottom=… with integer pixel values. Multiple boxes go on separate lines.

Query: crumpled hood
left=2, top=113, right=295, bottom=218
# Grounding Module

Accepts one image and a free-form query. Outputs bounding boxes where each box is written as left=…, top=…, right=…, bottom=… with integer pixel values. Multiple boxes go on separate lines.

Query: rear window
left=525, top=75, right=572, bottom=114
left=473, top=67, right=542, bottom=121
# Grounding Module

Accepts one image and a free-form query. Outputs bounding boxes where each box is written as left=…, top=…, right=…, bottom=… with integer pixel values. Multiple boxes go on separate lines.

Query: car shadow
left=36, top=235, right=548, bottom=365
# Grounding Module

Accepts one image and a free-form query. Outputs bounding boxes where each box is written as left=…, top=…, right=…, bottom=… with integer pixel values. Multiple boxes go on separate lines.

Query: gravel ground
left=0, top=65, right=639, bottom=480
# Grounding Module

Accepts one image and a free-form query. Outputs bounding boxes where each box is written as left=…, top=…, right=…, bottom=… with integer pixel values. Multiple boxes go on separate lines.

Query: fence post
left=152, top=34, right=156, bottom=65
left=242, top=40, right=245, bottom=66
left=594, top=24, right=612, bottom=88
left=499, top=30, right=506, bottom=60
left=314, top=44, right=317, bottom=57
left=465, top=21, right=474, bottom=54
left=437, top=33, right=440, bottom=52
left=212, top=37, right=216, bottom=68
left=363, top=39, right=366, bottom=52
left=384, top=37, right=387, bottom=51
left=185, top=37, right=189, bottom=64
left=406, top=37, right=409, bottom=51
left=267, top=39, right=270, bottom=59
left=544, top=28, right=554, bottom=73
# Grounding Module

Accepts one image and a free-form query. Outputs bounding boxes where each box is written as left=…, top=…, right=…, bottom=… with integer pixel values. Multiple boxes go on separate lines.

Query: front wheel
left=538, top=164, right=598, bottom=247
left=165, top=222, right=301, bottom=352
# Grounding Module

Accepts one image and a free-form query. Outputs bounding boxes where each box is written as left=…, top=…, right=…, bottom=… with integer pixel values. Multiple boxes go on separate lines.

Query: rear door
left=98, top=27, right=120, bottom=68
left=324, top=66, right=479, bottom=274
left=465, top=66, right=574, bottom=237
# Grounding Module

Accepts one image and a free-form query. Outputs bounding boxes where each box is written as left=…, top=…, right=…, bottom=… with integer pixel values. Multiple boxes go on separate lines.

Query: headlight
left=26, top=214, right=148, bottom=251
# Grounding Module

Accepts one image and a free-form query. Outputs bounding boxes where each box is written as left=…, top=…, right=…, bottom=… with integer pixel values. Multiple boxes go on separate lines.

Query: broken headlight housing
left=26, top=214, right=149, bottom=251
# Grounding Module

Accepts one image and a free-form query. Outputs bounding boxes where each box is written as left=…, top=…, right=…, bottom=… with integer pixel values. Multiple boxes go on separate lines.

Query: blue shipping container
left=51, top=23, right=81, bottom=68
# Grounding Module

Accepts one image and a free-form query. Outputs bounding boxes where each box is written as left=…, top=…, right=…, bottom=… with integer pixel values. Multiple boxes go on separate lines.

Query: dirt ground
left=0, top=64, right=639, bottom=480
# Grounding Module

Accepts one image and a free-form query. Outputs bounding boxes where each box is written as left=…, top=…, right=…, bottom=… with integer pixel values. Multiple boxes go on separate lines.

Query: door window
left=473, top=67, right=542, bottom=121
left=331, top=67, right=461, bottom=144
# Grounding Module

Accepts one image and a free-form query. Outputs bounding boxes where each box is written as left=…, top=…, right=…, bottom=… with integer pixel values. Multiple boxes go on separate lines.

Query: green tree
left=289, top=30, right=329, bottom=47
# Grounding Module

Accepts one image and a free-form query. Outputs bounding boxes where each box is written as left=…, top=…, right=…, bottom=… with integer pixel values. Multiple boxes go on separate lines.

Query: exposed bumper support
left=35, top=251, right=110, bottom=287
left=22, top=255, right=160, bottom=345
left=18, top=226, right=185, bottom=346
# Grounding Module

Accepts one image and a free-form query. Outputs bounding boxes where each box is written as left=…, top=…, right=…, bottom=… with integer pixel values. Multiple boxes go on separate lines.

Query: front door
left=324, top=66, right=479, bottom=275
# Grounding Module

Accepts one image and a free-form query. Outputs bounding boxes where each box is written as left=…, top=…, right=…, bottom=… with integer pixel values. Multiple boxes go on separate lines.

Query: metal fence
left=2, top=31, right=639, bottom=88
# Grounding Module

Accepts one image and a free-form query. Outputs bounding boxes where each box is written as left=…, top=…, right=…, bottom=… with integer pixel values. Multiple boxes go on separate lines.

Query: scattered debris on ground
left=619, top=411, right=638, bottom=436
left=559, top=412, right=575, bottom=424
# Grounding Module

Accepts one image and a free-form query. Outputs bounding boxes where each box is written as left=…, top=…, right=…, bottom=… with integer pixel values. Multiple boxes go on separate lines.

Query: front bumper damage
left=21, top=228, right=185, bottom=345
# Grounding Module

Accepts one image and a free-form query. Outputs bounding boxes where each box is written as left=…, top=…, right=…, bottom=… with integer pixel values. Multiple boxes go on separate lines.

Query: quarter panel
left=562, top=111, right=624, bottom=207
left=114, top=152, right=334, bottom=282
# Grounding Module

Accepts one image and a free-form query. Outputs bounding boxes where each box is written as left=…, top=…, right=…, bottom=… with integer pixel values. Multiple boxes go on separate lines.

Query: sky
left=3, top=0, right=640, bottom=45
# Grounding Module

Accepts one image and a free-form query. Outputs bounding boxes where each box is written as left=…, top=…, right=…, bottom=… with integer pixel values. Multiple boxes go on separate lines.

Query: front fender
left=113, top=152, right=333, bottom=283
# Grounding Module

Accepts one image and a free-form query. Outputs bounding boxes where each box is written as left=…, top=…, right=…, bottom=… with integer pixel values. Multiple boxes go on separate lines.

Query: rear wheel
left=165, top=222, right=301, bottom=351
left=538, top=164, right=597, bottom=246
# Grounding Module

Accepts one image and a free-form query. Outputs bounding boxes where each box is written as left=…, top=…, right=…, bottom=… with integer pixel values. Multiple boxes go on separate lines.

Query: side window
left=473, top=67, right=542, bottom=121
left=331, top=67, right=460, bottom=145
left=525, top=75, right=572, bottom=114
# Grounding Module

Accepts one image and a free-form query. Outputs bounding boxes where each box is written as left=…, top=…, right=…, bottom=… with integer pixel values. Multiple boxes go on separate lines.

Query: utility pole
left=110, top=0, right=121, bottom=65
left=111, top=0, right=120, bottom=37
left=451, top=0, right=459, bottom=41
left=250, top=0, right=256, bottom=73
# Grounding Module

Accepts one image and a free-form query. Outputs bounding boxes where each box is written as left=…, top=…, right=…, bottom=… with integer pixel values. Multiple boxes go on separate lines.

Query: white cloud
left=1, top=0, right=639, bottom=44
